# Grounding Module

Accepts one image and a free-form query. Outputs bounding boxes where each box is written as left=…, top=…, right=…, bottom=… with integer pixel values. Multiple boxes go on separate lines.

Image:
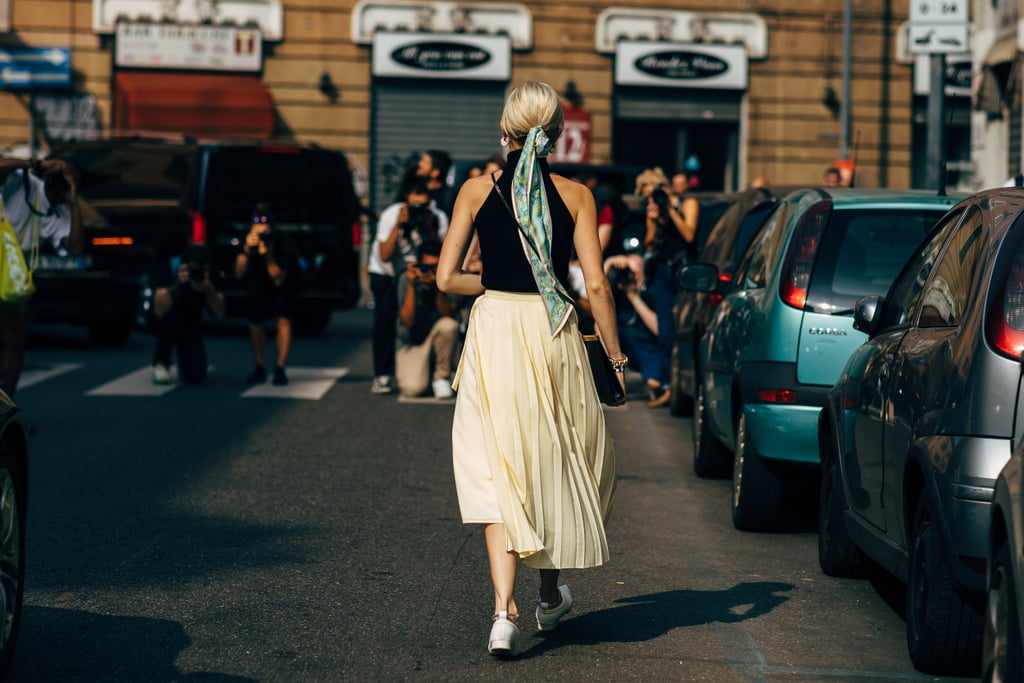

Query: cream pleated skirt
left=452, top=290, right=616, bottom=569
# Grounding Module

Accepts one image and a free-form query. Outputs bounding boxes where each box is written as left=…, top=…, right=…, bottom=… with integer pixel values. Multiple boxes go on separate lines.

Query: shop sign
left=615, top=41, right=747, bottom=90
left=547, top=107, right=591, bottom=163
left=115, top=22, right=262, bottom=72
left=373, top=32, right=510, bottom=80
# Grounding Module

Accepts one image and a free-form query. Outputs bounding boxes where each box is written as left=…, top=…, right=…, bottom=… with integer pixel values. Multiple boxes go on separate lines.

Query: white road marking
left=19, top=363, right=82, bottom=390
left=242, top=367, right=349, bottom=400
left=86, top=366, right=181, bottom=396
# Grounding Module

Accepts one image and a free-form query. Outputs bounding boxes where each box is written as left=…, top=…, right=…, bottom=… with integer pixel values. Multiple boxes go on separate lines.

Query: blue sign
left=0, top=47, right=71, bottom=90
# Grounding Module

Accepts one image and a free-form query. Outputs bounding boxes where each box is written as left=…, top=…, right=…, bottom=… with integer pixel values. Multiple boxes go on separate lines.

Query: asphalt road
left=5, top=309, right=976, bottom=682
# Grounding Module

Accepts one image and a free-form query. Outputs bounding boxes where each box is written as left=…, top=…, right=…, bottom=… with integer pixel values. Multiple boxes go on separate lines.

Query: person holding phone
left=394, top=239, right=460, bottom=398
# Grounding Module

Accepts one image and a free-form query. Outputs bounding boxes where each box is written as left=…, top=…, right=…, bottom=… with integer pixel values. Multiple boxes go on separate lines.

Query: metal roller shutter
left=615, top=87, right=742, bottom=122
left=370, top=80, right=507, bottom=213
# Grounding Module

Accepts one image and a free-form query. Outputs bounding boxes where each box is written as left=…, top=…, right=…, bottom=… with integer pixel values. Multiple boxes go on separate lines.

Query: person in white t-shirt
left=368, top=180, right=448, bottom=394
left=0, top=158, right=82, bottom=397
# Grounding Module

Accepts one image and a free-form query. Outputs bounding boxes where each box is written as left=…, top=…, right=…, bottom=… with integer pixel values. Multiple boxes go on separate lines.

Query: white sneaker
left=488, top=611, right=520, bottom=656
left=432, top=377, right=453, bottom=399
left=536, top=584, right=573, bottom=631
left=370, top=376, right=394, bottom=394
left=152, top=364, right=171, bottom=385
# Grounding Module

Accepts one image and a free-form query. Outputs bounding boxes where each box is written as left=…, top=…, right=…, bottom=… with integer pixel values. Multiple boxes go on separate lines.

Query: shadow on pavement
left=9, top=606, right=256, bottom=682
left=518, top=581, right=795, bottom=658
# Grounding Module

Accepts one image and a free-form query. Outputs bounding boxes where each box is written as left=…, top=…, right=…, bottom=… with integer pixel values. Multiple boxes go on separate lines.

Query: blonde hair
left=500, top=81, right=564, bottom=146
left=634, top=167, right=670, bottom=195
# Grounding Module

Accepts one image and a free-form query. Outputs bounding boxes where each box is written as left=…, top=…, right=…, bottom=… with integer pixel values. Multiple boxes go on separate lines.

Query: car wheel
left=0, top=442, right=25, bottom=672
left=668, top=342, right=693, bottom=416
left=87, top=317, right=134, bottom=347
left=983, top=541, right=1021, bottom=683
left=817, top=435, right=867, bottom=577
left=906, top=495, right=983, bottom=676
left=731, top=411, right=784, bottom=531
left=693, top=382, right=729, bottom=479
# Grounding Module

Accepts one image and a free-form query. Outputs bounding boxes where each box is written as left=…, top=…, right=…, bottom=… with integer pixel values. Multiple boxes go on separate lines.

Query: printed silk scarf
left=513, top=127, right=573, bottom=336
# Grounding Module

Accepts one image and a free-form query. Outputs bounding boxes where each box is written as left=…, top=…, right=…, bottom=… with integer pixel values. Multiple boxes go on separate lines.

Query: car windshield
left=63, top=143, right=194, bottom=201
left=806, top=207, right=949, bottom=313
left=204, top=148, right=352, bottom=228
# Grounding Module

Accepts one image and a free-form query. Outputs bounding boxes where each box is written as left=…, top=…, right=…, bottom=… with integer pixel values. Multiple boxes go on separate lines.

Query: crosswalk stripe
left=86, top=367, right=180, bottom=396
left=242, top=367, right=349, bottom=400
left=19, top=363, right=82, bottom=390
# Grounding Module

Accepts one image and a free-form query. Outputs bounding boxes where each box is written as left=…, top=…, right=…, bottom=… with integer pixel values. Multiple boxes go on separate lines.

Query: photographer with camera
left=368, top=180, right=449, bottom=394
left=235, top=202, right=301, bottom=386
left=0, top=158, right=82, bottom=397
left=151, top=244, right=225, bottom=385
left=638, top=168, right=698, bottom=407
left=395, top=239, right=459, bottom=399
left=604, top=253, right=664, bottom=404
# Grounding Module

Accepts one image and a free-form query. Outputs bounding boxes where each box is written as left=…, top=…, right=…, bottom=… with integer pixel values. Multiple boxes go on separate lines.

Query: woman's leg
left=275, top=316, right=292, bottom=367
left=485, top=523, right=519, bottom=617
left=538, top=568, right=561, bottom=605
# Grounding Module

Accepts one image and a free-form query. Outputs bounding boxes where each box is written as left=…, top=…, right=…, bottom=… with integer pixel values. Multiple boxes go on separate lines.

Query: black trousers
left=153, top=309, right=207, bottom=384
left=370, top=273, right=397, bottom=378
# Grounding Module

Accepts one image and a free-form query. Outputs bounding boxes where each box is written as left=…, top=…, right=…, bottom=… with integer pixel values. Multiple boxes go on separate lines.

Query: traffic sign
left=909, top=0, right=969, bottom=54
left=910, top=0, right=968, bottom=24
left=0, top=47, right=71, bottom=90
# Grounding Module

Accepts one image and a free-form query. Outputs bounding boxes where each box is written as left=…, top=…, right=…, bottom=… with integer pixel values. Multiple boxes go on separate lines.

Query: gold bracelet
left=608, top=356, right=629, bottom=372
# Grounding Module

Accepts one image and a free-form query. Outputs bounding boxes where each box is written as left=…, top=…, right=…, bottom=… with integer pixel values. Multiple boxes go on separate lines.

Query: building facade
left=0, top=0, right=997, bottom=209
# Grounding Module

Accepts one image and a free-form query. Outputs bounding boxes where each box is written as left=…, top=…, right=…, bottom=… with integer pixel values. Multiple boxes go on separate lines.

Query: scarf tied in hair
left=513, top=127, right=573, bottom=336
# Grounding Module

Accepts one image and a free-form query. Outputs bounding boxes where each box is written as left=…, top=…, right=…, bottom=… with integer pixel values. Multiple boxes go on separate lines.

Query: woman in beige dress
left=436, top=81, right=626, bottom=657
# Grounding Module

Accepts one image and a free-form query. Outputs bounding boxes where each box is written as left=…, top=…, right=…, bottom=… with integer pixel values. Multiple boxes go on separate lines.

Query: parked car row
left=675, top=186, right=1024, bottom=676
left=29, top=136, right=365, bottom=343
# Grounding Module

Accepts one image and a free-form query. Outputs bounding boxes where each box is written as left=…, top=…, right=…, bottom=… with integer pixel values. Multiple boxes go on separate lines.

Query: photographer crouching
left=151, top=244, right=225, bottom=385
left=395, top=239, right=459, bottom=399
left=604, top=253, right=664, bottom=405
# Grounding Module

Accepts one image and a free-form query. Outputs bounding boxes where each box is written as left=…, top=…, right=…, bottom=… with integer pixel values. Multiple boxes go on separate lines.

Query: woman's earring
left=500, top=135, right=509, bottom=147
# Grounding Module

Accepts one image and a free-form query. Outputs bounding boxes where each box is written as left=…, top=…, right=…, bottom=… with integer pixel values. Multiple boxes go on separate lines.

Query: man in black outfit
left=151, top=244, right=225, bottom=385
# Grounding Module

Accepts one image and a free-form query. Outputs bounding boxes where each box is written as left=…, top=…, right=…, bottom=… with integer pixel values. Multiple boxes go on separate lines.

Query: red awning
left=114, top=72, right=275, bottom=139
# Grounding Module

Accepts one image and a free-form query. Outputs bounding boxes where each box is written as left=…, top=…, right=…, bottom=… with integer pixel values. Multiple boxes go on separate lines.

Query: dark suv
left=44, top=137, right=363, bottom=340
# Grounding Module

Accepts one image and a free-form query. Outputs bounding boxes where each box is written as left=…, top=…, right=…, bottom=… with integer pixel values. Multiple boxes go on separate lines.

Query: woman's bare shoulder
left=550, top=173, right=590, bottom=207
left=456, top=173, right=498, bottom=205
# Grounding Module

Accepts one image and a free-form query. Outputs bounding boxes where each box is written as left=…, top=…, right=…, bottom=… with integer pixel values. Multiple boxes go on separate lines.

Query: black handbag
left=491, top=174, right=625, bottom=406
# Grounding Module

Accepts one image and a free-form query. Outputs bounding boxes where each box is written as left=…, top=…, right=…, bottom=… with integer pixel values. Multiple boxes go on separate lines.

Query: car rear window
left=806, top=207, right=948, bottom=313
left=64, top=143, right=195, bottom=201
left=203, top=147, right=356, bottom=229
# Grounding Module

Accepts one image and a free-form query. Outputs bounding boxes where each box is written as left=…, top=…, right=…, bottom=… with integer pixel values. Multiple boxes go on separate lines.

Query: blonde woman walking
left=436, top=81, right=626, bottom=657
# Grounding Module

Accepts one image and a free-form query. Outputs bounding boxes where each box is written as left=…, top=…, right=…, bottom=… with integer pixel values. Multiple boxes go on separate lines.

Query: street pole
left=840, top=0, right=852, bottom=159
left=925, top=54, right=947, bottom=189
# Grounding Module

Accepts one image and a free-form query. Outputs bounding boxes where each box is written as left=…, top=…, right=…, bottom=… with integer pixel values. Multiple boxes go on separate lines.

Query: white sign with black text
left=115, top=22, right=263, bottom=72
left=372, top=32, right=510, bottom=81
left=614, top=41, right=748, bottom=90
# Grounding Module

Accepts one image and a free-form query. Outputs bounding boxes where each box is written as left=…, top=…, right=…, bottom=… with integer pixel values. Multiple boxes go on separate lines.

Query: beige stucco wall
left=4, top=0, right=915, bottom=190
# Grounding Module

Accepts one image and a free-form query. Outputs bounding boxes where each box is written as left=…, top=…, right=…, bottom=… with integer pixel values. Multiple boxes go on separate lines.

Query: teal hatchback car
left=679, top=188, right=962, bottom=531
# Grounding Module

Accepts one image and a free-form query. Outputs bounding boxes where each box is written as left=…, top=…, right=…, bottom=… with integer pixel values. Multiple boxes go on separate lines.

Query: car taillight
left=988, top=245, right=1024, bottom=359
left=757, top=389, right=797, bottom=404
left=191, top=211, right=207, bottom=244
left=91, top=237, right=133, bottom=246
left=779, top=203, right=831, bottom=309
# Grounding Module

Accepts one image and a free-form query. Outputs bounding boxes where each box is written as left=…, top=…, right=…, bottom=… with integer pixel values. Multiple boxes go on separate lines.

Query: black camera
left=257, top=230, right=274, bottom=246
left=403, top=204, right=435, bottom=237
left=608, top=266, right=635, bottom=289
left=650, top=187, right=671, bottom=216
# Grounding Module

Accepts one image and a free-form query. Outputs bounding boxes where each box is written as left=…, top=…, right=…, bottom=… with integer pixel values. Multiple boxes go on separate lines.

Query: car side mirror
left=853, top=295, right=882, bottom=336
left=677, top=263, right=718, bottom=292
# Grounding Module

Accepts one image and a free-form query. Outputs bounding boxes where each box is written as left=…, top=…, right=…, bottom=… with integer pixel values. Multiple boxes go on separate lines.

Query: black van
left=44, top=137, right=364, bottom=340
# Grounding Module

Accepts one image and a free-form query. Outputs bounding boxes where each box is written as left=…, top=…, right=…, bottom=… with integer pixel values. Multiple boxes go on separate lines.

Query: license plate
left=38, top=254, right=93, bottom=271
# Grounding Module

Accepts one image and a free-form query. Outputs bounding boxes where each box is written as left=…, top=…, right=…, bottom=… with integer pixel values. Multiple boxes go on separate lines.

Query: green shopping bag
left=0, top=198, right=38, bottom=304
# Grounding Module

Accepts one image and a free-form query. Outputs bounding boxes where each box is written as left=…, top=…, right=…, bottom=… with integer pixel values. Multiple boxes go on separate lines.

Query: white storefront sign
left=372, top=32, right=510, bottom=80
left=614, top=41, right=747, bottom=90
left=114, top=22, right=263, bottom=72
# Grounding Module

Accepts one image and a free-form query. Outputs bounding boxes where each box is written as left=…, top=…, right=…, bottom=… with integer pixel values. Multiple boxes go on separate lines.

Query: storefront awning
left=985, top=36, right=1019, bottom=66
left=114, top=72, right=275, bottom=139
